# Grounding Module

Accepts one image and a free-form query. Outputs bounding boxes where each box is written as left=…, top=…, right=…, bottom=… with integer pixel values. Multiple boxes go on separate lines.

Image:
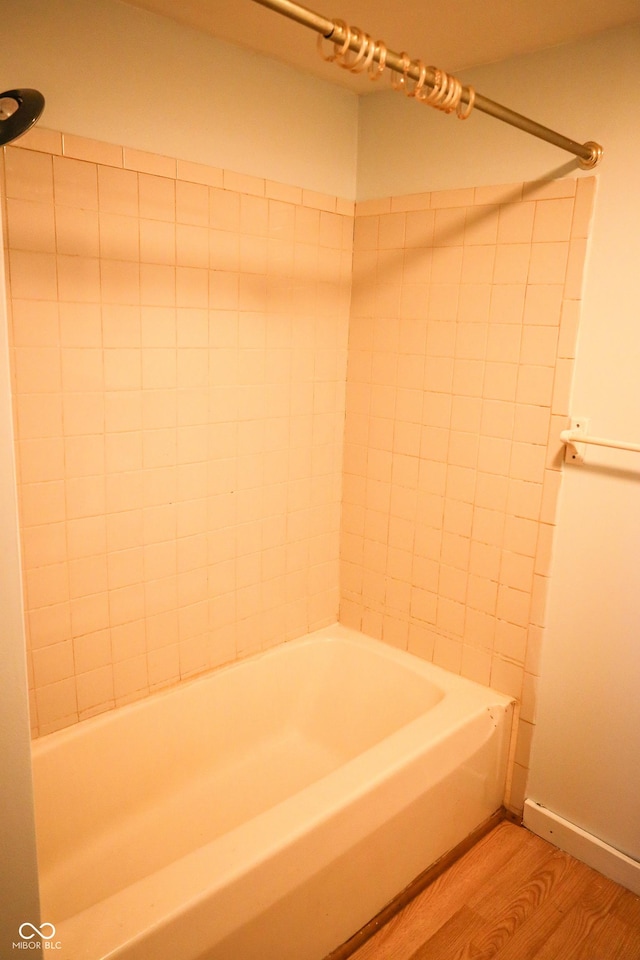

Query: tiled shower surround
left=2, top=130, right=593, bottom=807
left=2, top=130, right=353, bottom=737
left=341, top=179, right=594, bottom=804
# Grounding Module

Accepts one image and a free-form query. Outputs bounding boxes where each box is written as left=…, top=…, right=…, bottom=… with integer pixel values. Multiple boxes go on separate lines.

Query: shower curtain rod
left=252, top=0, right=603, bottom=169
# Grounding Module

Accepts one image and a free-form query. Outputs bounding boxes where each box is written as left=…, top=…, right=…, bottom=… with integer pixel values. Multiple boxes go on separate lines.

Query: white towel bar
left=560, top=430, right=640, bottom=454
left=560, top=419, right=640, bottom=464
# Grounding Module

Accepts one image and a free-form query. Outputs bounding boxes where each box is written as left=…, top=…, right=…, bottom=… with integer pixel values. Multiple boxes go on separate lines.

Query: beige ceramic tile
left=12, top=126, right=62, bottom=155
left=464, top=205, right=499, bottom=246
left=493, top=244, right=530, bottom=284
left=58, top=254, right=102, bottom=303
left=21, top=521, right=67, bottom=569
left=571, top=177, right=597, bottom=238
left=474, top=182, right=524, bottom=206
left=63, top=134, right=122, bottom=167
left=32, top=639, right=75, bottom=687
left=6, top=198, right=56, bottom=253
left=302, top=189, right=335, bottom=212
left=390, top=192, right=431, bottom=213
left=497, top=201, right=535, bottom=244
left=97, top=165, right=139, bottom=216
left=9, top=251, right=58, bottom=300
left=532, top=198, right=574, bottom=242
left=175, top=180, right=209, bottom=227
left=223, top=169, right=265, bottom=197
left=113, top=655, right=148, bottom=703
left=521, top=178, right=576, bottom=201
left=26, top=562, right=69, bottom=609
left=4, top=147, right=54, bottom=202
left=76, top=664, right=115, bottom=716
left=70, top=593, right=109, bottom=636
left=55, top=206, right=100, bottom=257
left=123, top=147, right=176, bottom=178
left=54, top=156, right=99, bottom=209
left=99, top=213, right=140, bottom=261
left=528, top=241, right=569, bottom=284
left=265, top=179, right=302, bottom=205
left=430, top=187, right=475, bottom=209
left=5, top=133, right=592, bottom=764
left=564, top=239, right=588, bottom=299
left=35, top=677, right=77, bottom=730
left=139, top=174, right=175, bottom=222
left=11, top=299, right=59, bottom=347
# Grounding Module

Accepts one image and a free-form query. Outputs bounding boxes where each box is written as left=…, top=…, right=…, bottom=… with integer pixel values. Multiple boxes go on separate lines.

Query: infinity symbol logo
left=19, top=922, right=56, bottom=940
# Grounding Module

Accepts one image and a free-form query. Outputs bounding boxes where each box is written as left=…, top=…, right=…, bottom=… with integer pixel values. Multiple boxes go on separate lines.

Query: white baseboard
left=523, top=798, right=640, bottom=896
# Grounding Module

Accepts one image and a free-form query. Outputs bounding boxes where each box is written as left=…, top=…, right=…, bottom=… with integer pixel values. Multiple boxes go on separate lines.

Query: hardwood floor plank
left=406, top=905, right=487, bottom=960
left=467, top=832, right=557, bottom=918
left=529, top=872, right=625, bottom=960
left=575, top=911, right=640, bottom=960
left=612, top=887, right=640, bottom=928
left=349, top=823, right=526, bottom=960
left=342, top=823, right=640, bottom=960
left=444, top=850, right=576, bottom=960
left=481, top=852, right=595, bottom=960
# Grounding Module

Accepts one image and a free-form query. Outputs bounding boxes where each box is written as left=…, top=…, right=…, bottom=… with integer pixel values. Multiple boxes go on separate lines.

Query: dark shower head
left=0, top=89, right=45, bottom=146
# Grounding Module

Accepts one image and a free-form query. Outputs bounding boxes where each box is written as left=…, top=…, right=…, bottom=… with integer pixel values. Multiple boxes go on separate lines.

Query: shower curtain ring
left=439, top=74, right=460, bottom=112
left=457, top=86, right=476, bottom=119
left=369, top=41, right=387, bottom=80
left=317, top=19, right=350, bottom=62
left=350, top=34, right=376, bottom=73
left=339, top=26, right=368, bottom=70
left=406, top=61, right=427, bottom=98
left=422, top=68, right=443, bottom=105
left=391, top=52, right=411, bottom=91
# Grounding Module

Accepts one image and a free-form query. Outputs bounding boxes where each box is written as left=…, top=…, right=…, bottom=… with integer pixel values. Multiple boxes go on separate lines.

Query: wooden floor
left=345, top=822, right=640, bottom=960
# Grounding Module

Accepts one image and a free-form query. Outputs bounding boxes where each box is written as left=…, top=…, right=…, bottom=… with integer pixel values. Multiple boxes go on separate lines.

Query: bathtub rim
left=31, top=623, right=511, bottom=755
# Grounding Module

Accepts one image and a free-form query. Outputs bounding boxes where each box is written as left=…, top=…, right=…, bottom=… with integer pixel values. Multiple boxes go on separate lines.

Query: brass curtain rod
left=252, top=0, right=603, bottom=169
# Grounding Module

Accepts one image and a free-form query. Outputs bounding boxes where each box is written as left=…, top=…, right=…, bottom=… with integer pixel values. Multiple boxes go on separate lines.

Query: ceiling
left=121, top=0, right=640, bottom=93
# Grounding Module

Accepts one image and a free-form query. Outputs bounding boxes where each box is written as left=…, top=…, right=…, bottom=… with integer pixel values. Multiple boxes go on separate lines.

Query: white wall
left=0, top=217, right=41, bottom=951
left=359, top=24, right=640, bottom=864
left=0, top=0, right=358, bottom=198
left=527, top=44, right=640, bottom=855
left=357, top=24, right=638, bottom=198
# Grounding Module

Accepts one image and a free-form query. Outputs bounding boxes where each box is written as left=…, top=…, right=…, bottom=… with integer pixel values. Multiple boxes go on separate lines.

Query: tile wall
left=2, top=127, right=596, bottom=807
left=2, top=128, right=353, bottom=737
left=339, top=178, right=595, bottom=809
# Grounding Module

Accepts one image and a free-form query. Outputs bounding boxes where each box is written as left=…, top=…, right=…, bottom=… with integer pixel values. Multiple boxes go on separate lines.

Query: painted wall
left=357, top=24, right=637, bottom=199
left=0, top=0, right=358, bottom=199
left=358, top=24, right=640, bottom=861
left=0, top=195, right=41, bottom=953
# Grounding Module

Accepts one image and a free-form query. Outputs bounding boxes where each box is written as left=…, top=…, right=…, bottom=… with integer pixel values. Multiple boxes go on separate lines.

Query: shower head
left=0, top=89, right=45, bottom=146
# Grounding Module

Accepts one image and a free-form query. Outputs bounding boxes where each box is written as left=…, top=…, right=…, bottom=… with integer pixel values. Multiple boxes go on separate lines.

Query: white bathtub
left=31, top=624, right=514, bottom=960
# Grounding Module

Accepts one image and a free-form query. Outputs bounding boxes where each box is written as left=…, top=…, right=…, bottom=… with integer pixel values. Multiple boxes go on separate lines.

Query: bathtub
left=31, top=624, right=514, bottom=960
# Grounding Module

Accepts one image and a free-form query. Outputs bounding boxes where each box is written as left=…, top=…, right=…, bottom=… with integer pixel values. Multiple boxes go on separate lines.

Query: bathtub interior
left=32, top=628, right=451, bottom=923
